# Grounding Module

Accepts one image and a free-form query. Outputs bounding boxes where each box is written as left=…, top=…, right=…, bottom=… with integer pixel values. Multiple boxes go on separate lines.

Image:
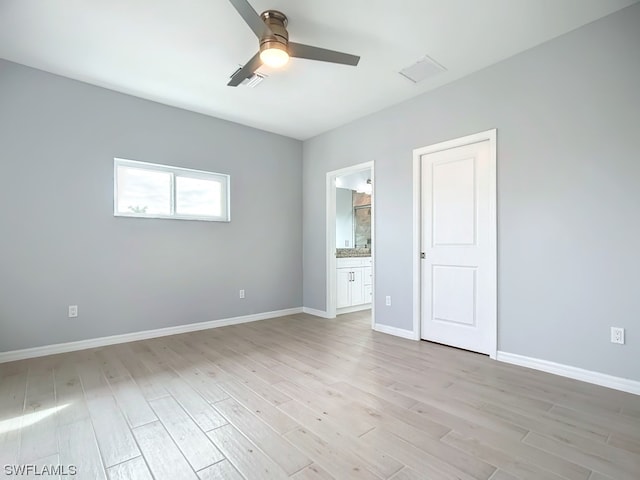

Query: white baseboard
left=302, top=307, right=333, bottom=319
left=497, top=351, right=640, bottom=396
left=337, top=304, right=371, bottom=315
left=0, top=307, right=303, bottom=364
left=373, top=323, right=419, bottom=340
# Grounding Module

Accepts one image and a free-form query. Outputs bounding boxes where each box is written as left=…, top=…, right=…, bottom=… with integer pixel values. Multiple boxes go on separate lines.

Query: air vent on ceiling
left=240, top=72, right=267, bottom=88
left=399, top=55, right=446, bottom=83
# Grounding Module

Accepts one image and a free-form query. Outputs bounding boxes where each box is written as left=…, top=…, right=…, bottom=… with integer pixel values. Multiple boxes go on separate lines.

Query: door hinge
left=420, top=252, right=426, bottom=259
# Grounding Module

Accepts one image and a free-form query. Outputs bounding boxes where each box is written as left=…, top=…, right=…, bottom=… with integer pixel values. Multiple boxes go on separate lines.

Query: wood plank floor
left=1, top=311, right=639, bottom=479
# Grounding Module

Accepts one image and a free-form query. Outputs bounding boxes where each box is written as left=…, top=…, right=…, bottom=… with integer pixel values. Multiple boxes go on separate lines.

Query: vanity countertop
left=336, top=248, right=371, bottom=258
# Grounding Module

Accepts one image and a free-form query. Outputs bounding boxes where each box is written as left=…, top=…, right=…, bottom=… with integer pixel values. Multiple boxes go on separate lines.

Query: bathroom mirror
left=335, top=169, right=372, bottom=250
left=354, top=205, right=371, bottom=248
left=336, top=188, right=354, bottom=248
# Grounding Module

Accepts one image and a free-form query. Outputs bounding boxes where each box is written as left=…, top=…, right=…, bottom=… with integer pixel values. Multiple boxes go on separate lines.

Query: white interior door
left=420, top=139, right=496, bottom=355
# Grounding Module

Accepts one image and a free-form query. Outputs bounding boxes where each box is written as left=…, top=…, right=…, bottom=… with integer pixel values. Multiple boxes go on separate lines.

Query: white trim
left=373, top=323, right=419, bottom=341
left=412, top=152, right=422, bottom=343
left=497, top=351, right=640, bottom=396
left=326, top=170, right=337, bottom=319
left=0, top=308, right=303, bottom=364
left=487, top=131, right=498, bottom=360
left=302, top=307, right=333, bottom=319
left=370, top=166, right=376, bottom=330
left=337, top=304, right=371, bottom=315
left=325, top=161, right=375, bottom=324
left=412, top=129, right=497, bottom=358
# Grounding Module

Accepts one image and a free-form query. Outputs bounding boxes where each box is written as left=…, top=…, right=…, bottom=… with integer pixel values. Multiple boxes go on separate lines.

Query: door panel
left=421, top=139, right=495, bottom=355
left=433, top=157, right=476, bottom=246
left=336, top=269, right=351, bottom=308
left=363, top=266, right=372, bottom=285
left=350, top=268, right=365, bottom=306
left=364, top=284, right=373, bottom=303
left=432, top=266, right=476, bottom=326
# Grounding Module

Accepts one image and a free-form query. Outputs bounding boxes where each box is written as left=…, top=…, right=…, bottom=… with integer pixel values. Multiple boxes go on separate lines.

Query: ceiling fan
left=227, top=0, right=360, bottom=87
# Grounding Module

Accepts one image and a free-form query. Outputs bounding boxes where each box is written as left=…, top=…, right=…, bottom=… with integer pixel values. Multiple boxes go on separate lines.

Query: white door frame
left=326, top=161, right=375, bottom=327
left=412, top=130, right=497, bottom=358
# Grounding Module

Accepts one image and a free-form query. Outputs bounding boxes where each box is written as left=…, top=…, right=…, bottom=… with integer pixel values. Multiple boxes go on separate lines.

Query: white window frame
left=114, top=158, right=230, bottom=222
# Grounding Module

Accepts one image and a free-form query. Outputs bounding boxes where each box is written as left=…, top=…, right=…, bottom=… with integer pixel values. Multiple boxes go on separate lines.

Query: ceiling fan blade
left=228, top=52, right=262, bottom=87
left=228, top=0, right=272, bottom=38
left=288, top=42, right=360, bottom=66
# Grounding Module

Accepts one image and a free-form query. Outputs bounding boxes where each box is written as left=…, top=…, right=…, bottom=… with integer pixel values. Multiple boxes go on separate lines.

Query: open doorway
left=326, top=162, right=374, bottom=326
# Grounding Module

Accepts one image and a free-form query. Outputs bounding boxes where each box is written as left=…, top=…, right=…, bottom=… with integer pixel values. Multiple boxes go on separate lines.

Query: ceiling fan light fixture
left=226, top=1, right=360, bottom=87
left=259, top=42, right=289, bottom=68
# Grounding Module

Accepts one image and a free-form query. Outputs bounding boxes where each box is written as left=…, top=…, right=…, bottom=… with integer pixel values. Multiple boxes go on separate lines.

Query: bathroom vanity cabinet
left=336, top=257, right=372, bottom=310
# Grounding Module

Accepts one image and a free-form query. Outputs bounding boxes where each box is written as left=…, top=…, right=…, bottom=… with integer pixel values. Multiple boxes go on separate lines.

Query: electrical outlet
left=68, top=305, right=78, bottom=318
left=385, top=296, right=391, bottom=306
left=239, top=289, right=245, bottom=299
left=611, top=327, right=625, bottom=344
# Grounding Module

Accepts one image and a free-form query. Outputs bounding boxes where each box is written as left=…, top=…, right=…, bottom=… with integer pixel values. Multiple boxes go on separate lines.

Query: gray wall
left=0, top=60, right=303, bottom=352
left=303, top=4, right=640, bottom=380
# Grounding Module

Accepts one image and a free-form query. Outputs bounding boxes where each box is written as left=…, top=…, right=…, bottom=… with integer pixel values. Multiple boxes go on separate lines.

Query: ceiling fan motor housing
left=260, top=10, right=289, bottom=54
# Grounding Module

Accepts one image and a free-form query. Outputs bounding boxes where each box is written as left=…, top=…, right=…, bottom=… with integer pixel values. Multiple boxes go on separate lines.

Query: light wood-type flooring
left=1, top=311, right=639, bottom=479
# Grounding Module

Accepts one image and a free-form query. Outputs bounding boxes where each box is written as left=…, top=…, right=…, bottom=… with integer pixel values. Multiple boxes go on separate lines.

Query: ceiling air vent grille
left=241, top=72, right=267, bottom=88
left=399, top=55, right=446, bottom=83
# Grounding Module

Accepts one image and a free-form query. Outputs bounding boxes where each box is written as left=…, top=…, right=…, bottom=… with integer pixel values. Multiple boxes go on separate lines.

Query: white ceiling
left=0, top=0, right=635, bottom=140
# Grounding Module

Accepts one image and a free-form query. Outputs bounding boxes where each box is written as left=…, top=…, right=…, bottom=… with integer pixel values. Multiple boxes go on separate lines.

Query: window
left=114, top=158, right=230, bottom=221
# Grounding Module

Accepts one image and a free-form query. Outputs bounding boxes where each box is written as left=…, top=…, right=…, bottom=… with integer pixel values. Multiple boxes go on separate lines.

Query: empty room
left=1, top=1, right=639, bottom=479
